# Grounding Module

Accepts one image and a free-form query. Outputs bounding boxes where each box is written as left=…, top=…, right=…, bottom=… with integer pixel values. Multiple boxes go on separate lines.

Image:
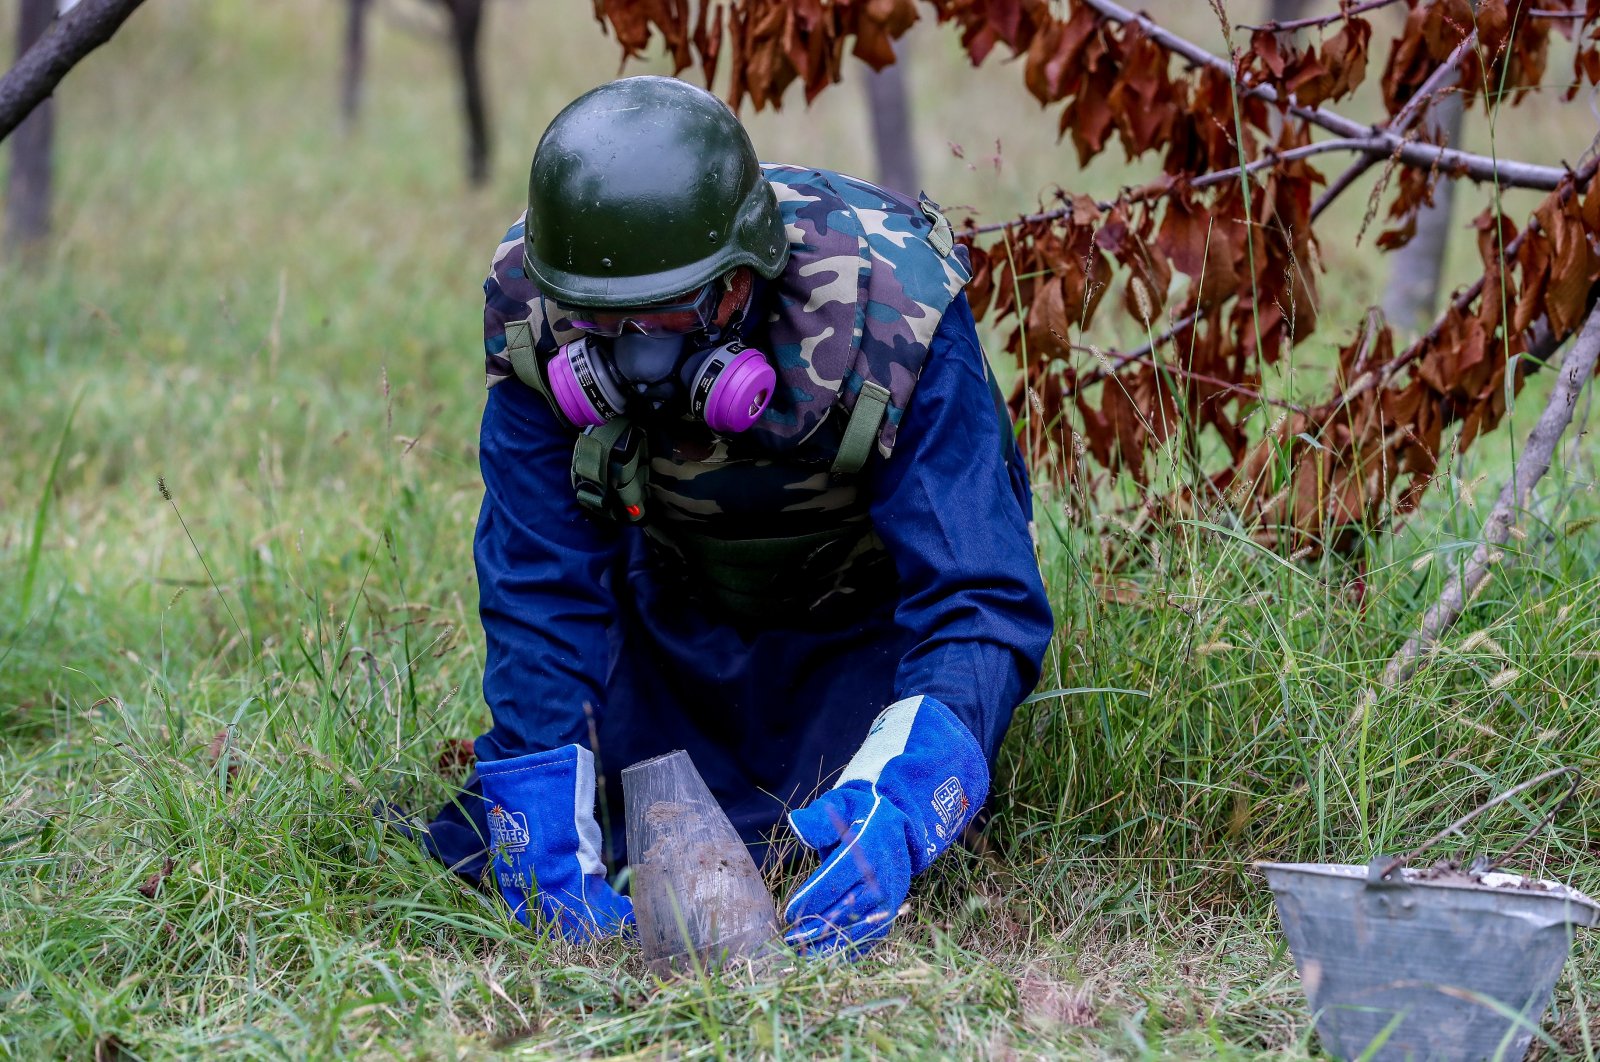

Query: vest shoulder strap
left=830, top=381, right=891, bottom=476
left=504, top=319, right=555, bottom=408
left=920, top=195, right=956, bottom=257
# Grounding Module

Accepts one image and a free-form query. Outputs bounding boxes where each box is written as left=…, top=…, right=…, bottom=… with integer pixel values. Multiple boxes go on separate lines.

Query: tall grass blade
left=18, top=390, right=82, bottom=618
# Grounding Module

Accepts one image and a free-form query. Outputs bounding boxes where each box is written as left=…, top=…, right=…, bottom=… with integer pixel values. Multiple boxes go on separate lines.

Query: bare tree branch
left=1247, top=0, right=1590, bottom=31
left=1238, top=0, right=1403, bottom=32
left=971, top=129, right=1502, bottom=235
left=1382, top=299, right=1600, bottom=687
left=0, top=0, right=148, bottom=144
left=991, top=157, right=1594, bottom=422
left=1392, top=33, right=1477, bottom=134
left=1079, top=312, right=1199, bottom=392
left=971, top=137, right=1427, bottom=236
left=1383, top=92, right=1467, bottom=327
left=1071, top=342, right=1308, bottom=413
left=968, top=15, right=1519, bottom=240
left=1327, top=159, right=1597, bottom=417
left=1080, top=0, right=1568, bottom=190
left=1310, top=155, right=1377, bottom=221
left=1311, top=28, right=1477, bottom=220
left=1070, top=26, right=1492, bottom=393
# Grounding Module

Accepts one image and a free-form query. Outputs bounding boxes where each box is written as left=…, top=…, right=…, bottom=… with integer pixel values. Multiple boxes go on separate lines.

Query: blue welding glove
left=476, top=743, right=634, bottom=942
left=783, top=695, right=988, bottom=956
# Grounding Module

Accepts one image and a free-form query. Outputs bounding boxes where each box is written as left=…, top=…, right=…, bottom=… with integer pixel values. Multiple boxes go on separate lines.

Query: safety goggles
left=558, top=280, right=722, bottom=338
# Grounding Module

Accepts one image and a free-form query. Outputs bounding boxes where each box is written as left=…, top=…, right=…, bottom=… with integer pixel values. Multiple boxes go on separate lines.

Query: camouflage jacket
left=481, top=165, right=974, bottom=615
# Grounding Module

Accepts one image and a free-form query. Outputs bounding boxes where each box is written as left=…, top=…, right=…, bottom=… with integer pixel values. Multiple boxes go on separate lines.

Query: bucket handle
left=1371, top=765, right=1581, bottom=882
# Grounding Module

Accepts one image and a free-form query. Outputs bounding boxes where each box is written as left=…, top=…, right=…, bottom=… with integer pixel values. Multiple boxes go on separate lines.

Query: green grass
left=4, top=0, right=1600, bottom=1057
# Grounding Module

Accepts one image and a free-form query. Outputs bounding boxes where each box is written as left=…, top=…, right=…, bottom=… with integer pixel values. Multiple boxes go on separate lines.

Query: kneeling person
left=425, top=75, right=1054, bottom=954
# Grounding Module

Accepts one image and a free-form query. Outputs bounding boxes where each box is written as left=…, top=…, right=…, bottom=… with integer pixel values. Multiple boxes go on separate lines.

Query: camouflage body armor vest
left=496, top=165, right=973, bottom=619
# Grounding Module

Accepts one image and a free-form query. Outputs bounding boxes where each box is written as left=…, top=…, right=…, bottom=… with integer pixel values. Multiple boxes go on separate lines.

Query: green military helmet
left=524, top=76, right=791, bottom=309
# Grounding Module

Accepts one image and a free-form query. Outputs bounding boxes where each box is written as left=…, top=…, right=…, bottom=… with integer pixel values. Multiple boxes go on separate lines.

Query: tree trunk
left=862, top=41, right=918, bottom=195
left=1381, top=88, right=1466, bottom=331
left=444, top=0, right=489, bottom=186
left=4, top=0, right=55, bottom=255
left=340, top=0, right=371, bottom=132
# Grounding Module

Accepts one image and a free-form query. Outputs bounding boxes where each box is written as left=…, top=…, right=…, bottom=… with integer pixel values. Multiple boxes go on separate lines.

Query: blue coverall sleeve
left=474, top=243, right=622, bottom=761
left=475, top=381, right=621, bottom=761
left=864, top=293, right=1055, bottom=760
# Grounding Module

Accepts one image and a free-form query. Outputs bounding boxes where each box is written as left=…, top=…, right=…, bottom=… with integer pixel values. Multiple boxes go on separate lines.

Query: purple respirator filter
left=697, top=345, right=776, bottom=434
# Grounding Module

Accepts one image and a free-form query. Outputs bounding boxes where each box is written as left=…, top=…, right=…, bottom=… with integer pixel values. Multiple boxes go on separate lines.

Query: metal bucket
left=1261, top=861, right=1598, bottom=1061
left=622, top=750, right=782, bottom=976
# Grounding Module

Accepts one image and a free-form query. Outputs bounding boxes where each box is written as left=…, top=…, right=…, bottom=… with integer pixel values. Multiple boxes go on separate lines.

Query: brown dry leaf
left=1114, top=212, right=1172, bottom=327
left=1058, top=42, right=1118, bottom=165
left=1471, top=209, right=1519, bottom=273
left=1536, top=182, right=1600, bottom=338
left=1381, top=0, right=1471, bottom=114
left=1023, top=16, right=1067, bottom=104
left=852, top=0, right=917, bottom=69
left=1109, top=368, right=1179, bottom=480
left=654, top=0, right=694, bottom=73
left=1204, top=185, right=1255, bottom=311
left=206, top=727, right=239, bottom=780
left=596, top=0, right=658, bottom=57
left=1513, top=224, right=1555, bottom=335
left=939, top=0, right=1005, bottom=67
left=1246, top=16, right=1372, bottom=105
left=1107, top=25, right=1179, bottom=155
left=1282, top=46, right=1334, bottom=105
left=1571, top=6, right=1600, bottom=98
left=437, top=738, right=476, bottom=779
left=137, top=856, right=176, bottom=899
left=1076, top=390, right=1115, bottom=469
left=1377, top=214, right=1419, bottom=252
left=1467, top=0, right=1555, bottom=104
left=1249, top=27, right=1288, bottom=79
left=1378, top=164, right=1443, bottom=252
left=1583, top=171, right=1600, bottom=234
left=1155, top=187, right=1211, bottom=281
left=1024, top=276, right=1073, bottom=356
left=597, top=0, right=694, bottom=71
left=966, top=0, right=1051, bottom=55
left=1306, top=17, right=1371, bottom=105
left=692, top=1, right=724, bottom=86
left=1187, top=67, right=1248, bottom=172
left=727, top=0, right=801, bottom=110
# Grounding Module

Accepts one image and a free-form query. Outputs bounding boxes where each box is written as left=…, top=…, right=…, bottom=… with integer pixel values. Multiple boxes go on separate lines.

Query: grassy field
left=5, top=0, right=1600, bottom=1057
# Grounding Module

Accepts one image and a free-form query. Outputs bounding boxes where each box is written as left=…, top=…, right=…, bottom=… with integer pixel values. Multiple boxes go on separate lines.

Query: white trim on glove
left=837, top=695, right=924, bottom=786
left=570, top=745, right=605, bottom=878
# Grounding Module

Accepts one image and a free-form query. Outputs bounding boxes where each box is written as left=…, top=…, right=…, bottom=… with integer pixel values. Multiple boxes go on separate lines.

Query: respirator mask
left=543, top=279, right=776, bottom=434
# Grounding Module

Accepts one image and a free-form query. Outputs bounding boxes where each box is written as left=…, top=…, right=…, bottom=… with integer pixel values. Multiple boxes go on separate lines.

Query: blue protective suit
left=425, top=293, right=1054, bottom=880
